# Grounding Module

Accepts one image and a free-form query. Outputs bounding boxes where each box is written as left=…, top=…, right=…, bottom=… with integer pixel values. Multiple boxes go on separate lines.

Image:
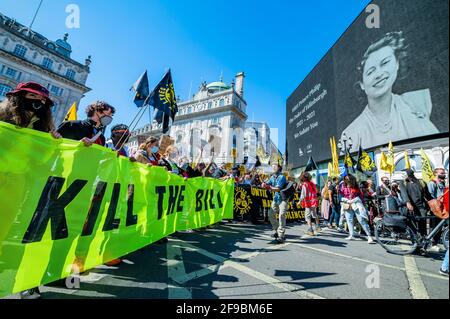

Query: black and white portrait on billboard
left=341, top=31, right=439, bottom=152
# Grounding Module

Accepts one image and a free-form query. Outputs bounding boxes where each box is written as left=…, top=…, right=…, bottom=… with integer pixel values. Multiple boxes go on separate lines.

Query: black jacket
left=57, top=119, right=106, bottom=146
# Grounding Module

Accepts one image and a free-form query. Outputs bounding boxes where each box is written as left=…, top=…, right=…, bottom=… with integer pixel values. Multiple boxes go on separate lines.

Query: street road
left=4, top=221, right=449, bottom=299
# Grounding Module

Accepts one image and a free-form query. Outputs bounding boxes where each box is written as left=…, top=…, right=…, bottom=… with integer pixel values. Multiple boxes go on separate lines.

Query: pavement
left=3, top=221, right=449, bottom=299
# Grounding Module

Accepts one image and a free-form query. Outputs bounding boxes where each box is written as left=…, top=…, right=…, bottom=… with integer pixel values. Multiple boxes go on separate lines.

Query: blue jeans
left=442, top=250, right=449, bottom=272
left=345, top=210, right=371, bottom=237
left=330, top=205, right=340, bottom=226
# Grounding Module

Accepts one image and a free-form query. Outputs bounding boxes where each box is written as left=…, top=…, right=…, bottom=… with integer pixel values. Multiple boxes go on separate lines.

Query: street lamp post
left=338, top=133, right=353, bottom=161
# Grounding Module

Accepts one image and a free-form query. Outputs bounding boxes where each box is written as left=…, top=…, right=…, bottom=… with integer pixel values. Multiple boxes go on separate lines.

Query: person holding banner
left=0, top=81, right=62, bottom=299
left=57, top=101, right=116, bottom=146
left=263, top=164, right=288, bottom=243
left=105, top=124, right=133, bottom=158
left=135, top=136, right=164, bottom=166
left=0, top=82, right=61, bottom=139
left=161, top=145, right=186, bottom=176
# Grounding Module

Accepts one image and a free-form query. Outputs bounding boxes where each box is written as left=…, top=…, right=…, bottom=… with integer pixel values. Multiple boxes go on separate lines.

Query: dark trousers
left=330, top=204, right=340, bottom=226
left=414, top=207, right=428, bottom=237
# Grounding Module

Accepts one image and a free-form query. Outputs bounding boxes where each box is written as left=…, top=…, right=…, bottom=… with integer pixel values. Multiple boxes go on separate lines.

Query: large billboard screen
left=286, top=0, right=449, bottom=168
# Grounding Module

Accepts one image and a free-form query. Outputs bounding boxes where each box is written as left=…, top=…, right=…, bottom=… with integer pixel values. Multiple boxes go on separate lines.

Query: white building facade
left=0, top=12, right=91, bottom=127
left=128, top=72, right=282, bottom=165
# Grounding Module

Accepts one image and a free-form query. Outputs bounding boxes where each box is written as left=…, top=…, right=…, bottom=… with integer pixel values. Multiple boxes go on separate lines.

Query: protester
left=251, top=173, right=262, bottom=187
left=134, top=136, right=162, bottom=166
left=360, top=181, right=377, bottom=231
left=427, top=168, right=447, bottom=250
left=440, top=186, right=449, bottom=277
left=321, top=180, right=332, bottom=228
left=328, top=177, right=341, bottom=230
left=105, top=124, right=133, bottom=158
left=400, top=169, right=433, bottom=237
left=204, top=162, right=226, bottom=179
left=134, top=136, right=171, bottom=244
left=367, top=179, right=375, bottom=193
left=376, top=176, right=391, bottom=215
left=161, top=145, right=184, bottom=176
left=428, top=168, right=447, bottom=199
left=0, top=82, right=61, bottom=139
left=263, top=164, right=288, bottom=243
left=298, top=172, right=321, bottom=236
left=242, top=173, right=252, bottom=185
left=57, top=101, right=115, bottom=146
left=0, top=82, right=61, bottom=299
left=440, top=250, right=449, bottom=277
left=340, top=174, right=374, bottom=243
left=103, top=124, right=135, bottom=266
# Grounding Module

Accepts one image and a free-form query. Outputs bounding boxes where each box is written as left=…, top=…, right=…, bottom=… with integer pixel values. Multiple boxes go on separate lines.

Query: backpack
left=280, top=181, right=295, bottom=202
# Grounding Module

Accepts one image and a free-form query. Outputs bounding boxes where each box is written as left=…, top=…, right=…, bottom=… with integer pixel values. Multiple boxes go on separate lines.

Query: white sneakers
left=345, top=236, right=375, bottom=244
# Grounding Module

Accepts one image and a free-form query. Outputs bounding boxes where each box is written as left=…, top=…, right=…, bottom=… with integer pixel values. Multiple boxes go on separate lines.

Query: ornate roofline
left=0, top=12, right=89, bottom=70
left=178, top=88, right=246, bottom=107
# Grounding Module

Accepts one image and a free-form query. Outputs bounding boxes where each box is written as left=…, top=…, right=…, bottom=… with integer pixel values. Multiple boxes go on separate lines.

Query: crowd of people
left=0, top=81, right=448, bottom=299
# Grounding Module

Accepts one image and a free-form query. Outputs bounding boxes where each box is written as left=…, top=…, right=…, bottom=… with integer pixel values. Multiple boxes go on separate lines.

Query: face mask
left=438, top=175, right=446, bottom=180
left=100, top=115, right=113, bottom=127
left=23, top=99, right=46, bottom=113
left=169, top=152, right=178, bottom=159
left=151, top=146, right=159, bottom=154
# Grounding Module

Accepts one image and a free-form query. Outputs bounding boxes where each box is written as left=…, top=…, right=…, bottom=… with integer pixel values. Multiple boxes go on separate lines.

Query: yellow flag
left=328, top=162, right=333, bottom=177
left=380, top=151, right=392, bottom=173
left=332, top=137, right=340, bottom=176
left=420, top=149, right=434, bottom=183
left=387, top=141, right=395, bottom=171
left=404, top=151, right=411, bottom=170
left=64, top=102, right=77, bottom=121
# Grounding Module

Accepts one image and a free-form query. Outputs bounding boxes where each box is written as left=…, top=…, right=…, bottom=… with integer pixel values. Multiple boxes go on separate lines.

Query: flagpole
left=115, top=103, right=149, bottom=154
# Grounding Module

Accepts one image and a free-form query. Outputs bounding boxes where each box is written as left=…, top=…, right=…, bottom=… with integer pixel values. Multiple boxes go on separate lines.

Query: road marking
left=404, top=255, right=430, bottom=299
left=170, top=234, right=325, bottom=299
left=225, top=261, right=324, bottom=299
left=289, top=240, right=407, bottom=272
left=166, top=240, right=192, bottom=299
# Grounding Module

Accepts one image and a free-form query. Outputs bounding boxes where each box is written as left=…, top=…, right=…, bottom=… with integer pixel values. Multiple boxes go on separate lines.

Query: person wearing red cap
left=0, top=82, right=61, bottom=139
left=0, top=82, right=62, bottom=299
left=57, top=100, right=116, bottom=147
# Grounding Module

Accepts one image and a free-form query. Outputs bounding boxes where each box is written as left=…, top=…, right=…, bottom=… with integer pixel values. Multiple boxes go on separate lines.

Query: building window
left=51, top=103, right=58, bottom=116
left=66, top=69, right=76, bottom=80
left=50, top=85, right=63, bottom=97
left=14, top=44, right=27, bottom=58
left=0, top=84, right=12, bottom=98
left=42, top=57, right=53, bottom=70
left=395, top=154, right=432, bottom=172
left=208, top=102, right=212, bottom=109
left=188, top=107, right=192, bottom=113
left=5, top=67, right=17, bottom=79
left=219, top=99, right=225, bottom=107
left=211, top=117, right=220, bottom=125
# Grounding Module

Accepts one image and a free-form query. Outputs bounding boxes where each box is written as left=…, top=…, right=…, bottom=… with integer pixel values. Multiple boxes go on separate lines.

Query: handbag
left=342, top=202, right=351, bottom=210
left=383, top=212, right=407, bottom=229
left=428, top=190, right=449, bottom=219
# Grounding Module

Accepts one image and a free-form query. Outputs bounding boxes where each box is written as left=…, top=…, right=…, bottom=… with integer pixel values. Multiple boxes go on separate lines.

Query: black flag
left=148, top=69, right=178, bottom=134
left=304, top=156, right=318, bottom=172
left=356, top=145, right=376, bottom=175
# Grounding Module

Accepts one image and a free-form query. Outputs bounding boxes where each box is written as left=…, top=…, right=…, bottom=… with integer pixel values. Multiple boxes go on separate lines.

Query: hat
left=6, top=82, right=54, bottom=106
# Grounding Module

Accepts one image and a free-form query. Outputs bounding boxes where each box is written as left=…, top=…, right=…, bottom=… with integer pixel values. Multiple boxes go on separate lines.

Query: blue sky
left=0, top=0, right=370, bottom=152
